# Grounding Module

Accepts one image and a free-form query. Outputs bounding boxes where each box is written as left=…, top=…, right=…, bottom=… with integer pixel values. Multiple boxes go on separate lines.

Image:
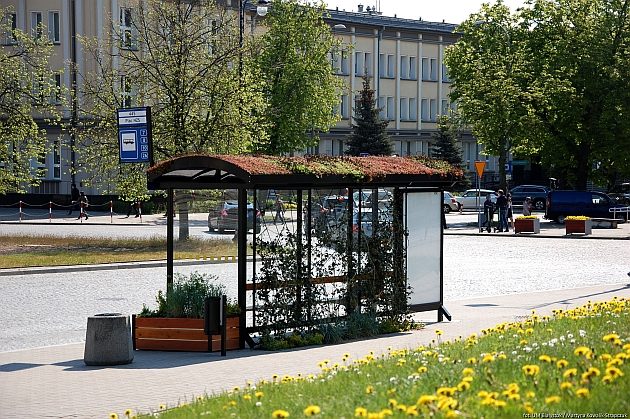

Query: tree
left=431, top=115, right=464, bottom=167
left=251, top=0, right=344, bottom=155
left=520, top=0, right=630, bottom=189
left=78, top=0, right=265, bottom=197
left=79, top=0, right=266, bottom=239
left=345, top=75, right=392, bottom=156
left=444, top=1, right=533, bottom=191
left=0, top=7, right=62, bottom=194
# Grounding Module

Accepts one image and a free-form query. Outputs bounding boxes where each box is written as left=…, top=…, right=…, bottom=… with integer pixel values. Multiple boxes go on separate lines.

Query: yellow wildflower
left=522, top=364, right=540, bottom=376
left=605, top=366, right=624, bottom=378
left=379, top=408, right=393, bottom=416
left=482, top=354, right=495, bottom=363
left=507, top=393, right=520, bottom=401
left=417, top=366, right=428, bottom=373
left=159, top=404, right=167, bottom=410
left=243, top=395, right=252, bottom=401
left=493, top=400, right=507, bottom=408
left=445, top=410, right=460, bottom=418
left=417, top=395, right=437, bottom=405
left=406, top=405, right=419, bottom=416
left=556, top=359, right=569, bottom=369
left=437, top=387, right=456, bottom=397
left=563, top=368, right=578, bottom=378
left=603, top=333, right=620, bottom=342
left=303, top=405, right=321, bottom=416
left=560, top=381, right=573, bottom=390
left=365, top=385, right=375, bottom=394
left=388, top=399, right=397, bottom=408
left=545, top=396, right=561, bottom=404
left=525, top=391, right=536, bottom=399
left=523, top=402, right=534, bottom=414
left=576, top=388, right=589, bottom=398
left=477, top=390, right=489, bottom=398
left=467, top=357, right=477, bottom=364
left=574, top=346, right=592, bottom=358
left=255, top=391, right=264, bottom=399
left=602, top=375, right=614, bottom=384
left=435, top=329, right=443, bottom=336
left=457, top=381, right=471, bottom=391
left=354, top=407, right=368, bottom=417
left=109, top=414, right=118, bottom=419
left=272, top=410, right=290, bottom=418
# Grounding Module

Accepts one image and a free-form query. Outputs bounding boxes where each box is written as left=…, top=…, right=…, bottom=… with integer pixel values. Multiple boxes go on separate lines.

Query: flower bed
left=514, top=216, right=540, bottom=234
left=565, top=216, right=592, bottom=235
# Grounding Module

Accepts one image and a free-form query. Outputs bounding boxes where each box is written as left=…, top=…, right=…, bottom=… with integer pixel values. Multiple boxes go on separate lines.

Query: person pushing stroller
left=482, top=194, right=495, bottom=233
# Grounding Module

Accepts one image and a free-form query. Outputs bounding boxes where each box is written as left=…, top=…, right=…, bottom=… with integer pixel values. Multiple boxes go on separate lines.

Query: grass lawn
left=0, top=235, right=238, bottom=268
left=118, top=297, right=629, bottom=418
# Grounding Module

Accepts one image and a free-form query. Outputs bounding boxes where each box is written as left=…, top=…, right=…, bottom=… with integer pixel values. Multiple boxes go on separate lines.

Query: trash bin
left=84, top=313, right=134, bottom=366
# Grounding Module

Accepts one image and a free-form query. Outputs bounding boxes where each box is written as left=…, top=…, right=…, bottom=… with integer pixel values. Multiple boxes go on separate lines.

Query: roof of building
left=147, top=154, right=463, bottom=190
left=326, top=8, right=459, bottom=34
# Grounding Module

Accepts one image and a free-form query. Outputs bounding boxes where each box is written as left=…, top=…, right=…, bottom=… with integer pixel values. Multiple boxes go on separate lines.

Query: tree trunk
left=574, top=142, right=591, bottom=190
left=175, top=190, right=190, bottom=241
left=498, top=138, right=507, bottom=191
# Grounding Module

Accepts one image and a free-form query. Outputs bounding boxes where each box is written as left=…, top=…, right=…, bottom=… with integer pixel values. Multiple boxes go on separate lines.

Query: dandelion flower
left=255, top=391, right=264, bottom=399
left=545, top=396, right=561, bottom=404
left=462, top=367, right=475, bottom=376
left=365, top=385, right=375, bottom=394
left=437, top=387, right=456, bottom=397
left=576, top=388, right=589, bottom=398
left=606, top=366, right=624, bottom=378
left=467, top=357, right=477, bottom=364
left=435, top=330, right=443, bottom=336
left=109, top=414, right=118, bottom=419
left=556, top=359, right=568, bottom=369
left=272, top=409, right=290, bottom=418
left=563, top=368, right=578, bottom=378
left=560, top=382, right=573, bottom=390
left=574, top=346, right=592, bottom=358
left=417, top=366, right=428, bottom=373
left=243, top=395, right=252, bottom=401
left=303, top=405, right=321, bottom=416
left=406, top=405, right=419, bottom=416
left=482, top=354, right=495, bottom=363
left=602, top=375, right=614, bottom=384
left=159, top=404, right=167, bottom=410
left=603, top=333, right=620, bottom=342
left=417, top=395, right=438, bottom=405
left=522, top=364, right=540, bottom=376
left=539, top=355, right=552, bottom=363
left=354, top=407, right=368, bottom=417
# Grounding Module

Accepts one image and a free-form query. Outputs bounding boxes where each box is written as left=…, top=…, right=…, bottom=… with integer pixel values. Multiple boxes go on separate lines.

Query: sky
left=323, top=0, right=526, bottom=24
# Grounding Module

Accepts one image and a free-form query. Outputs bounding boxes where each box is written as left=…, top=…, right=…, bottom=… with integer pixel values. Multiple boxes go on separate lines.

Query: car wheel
left=443, top=204, right=451, bottom=214
left=557, top=215, right=566, bottom=224
left=208, top=219, right=215, bottom=232
left=534, top=199, right=545, bottom=211
left=218, top=227, right=225, bottom=233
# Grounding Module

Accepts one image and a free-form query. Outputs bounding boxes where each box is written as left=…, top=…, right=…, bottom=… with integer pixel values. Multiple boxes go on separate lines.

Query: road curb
left=444, top=230, right=629, bottom=240
left=0, top=256, right=246, bottom=277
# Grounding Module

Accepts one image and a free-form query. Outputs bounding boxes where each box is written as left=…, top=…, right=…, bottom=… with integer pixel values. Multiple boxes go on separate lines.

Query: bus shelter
left=147, top=154, right=463, bottom=348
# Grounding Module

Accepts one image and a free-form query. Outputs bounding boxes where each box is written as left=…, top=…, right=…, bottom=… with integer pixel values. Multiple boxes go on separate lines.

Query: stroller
left=479, top=202, right=496, bottom=233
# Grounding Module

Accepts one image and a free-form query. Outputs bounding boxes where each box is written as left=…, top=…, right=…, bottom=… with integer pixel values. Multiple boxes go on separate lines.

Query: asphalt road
left=1, top=229, right=628, bottom=352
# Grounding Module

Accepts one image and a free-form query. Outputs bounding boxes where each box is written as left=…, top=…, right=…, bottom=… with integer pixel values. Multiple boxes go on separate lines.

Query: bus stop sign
left=117, top=107, right=153, bottom=164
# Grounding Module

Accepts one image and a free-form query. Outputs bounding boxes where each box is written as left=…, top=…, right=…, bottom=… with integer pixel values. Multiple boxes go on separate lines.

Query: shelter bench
left=591, top=218, right=624, bottom=229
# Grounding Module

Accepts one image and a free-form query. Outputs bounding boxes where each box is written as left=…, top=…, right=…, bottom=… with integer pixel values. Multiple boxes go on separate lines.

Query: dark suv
left=545, top=190, right=627, bottom=223
left=509, top=185, right=549, bottom=211
left=208, top=201, right=262, bottom=233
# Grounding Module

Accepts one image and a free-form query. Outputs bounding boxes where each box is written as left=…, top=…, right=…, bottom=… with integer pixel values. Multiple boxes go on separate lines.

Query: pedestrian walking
left=126, top=200, right=141, bottom=218
left=77, top=191, right=89, bottom=220
left=507, top=193, right=514, bottom=231
left=273, top=196, right=285, bottom=223
left=496, top=189, right=509, bottom=232
left=67, top=183, right=80, bottom=215
left=522, top=196, right=533, bottom=216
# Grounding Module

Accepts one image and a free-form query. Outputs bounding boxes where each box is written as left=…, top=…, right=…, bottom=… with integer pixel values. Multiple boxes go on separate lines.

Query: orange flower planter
left=132, top=315, right=240, bottom=352
left=565, top=219, right=592, bottom=235
left=514, top=218, right=540, bottom=234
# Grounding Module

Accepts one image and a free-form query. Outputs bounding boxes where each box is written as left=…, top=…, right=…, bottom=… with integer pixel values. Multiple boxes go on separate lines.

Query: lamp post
left=238, top=0, right=269, bottom=87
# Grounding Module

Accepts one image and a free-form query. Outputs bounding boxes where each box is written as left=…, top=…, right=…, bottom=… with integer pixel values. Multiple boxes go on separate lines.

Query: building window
left=409, top=98, right=417, bottom=121
left=53, top=139, right=61, bottom=179
left=386, top=54, right=394, bottom=78
left=400, top=56, right=408, bottom=79
left=2, top=12, right=17, bottom=45
left=386, top=96, right=394, bottom=120
left=430, top=99, right=437, bottom=121
left=31, top=12, right=43, bottom=40
left=421, top=98, right=429, bottom=121
left=48, top=11, right=60, bottom=44
left=380, top=54, right=394, bottom=78
left=340, top=94, right=349, bottom=119
left=332, top=50, right=349, bottom=75
left=120, top=7, right=137, bottom=50
left=378, top=96, right=385, bottom=119
left=399, top=98, right=408, bottom=120
left=441, top=99, right=449, bottom=116
left=51, top=73, right=62, bottom=104
left=422, top=57, right=430, bottom=80
left=442, top=63, right=450, bottom=82
left=409, top=57, right=417, bottom=80
left=120, top=75, right=133, bottom=108
left=430, top=58, right=438, bottom=81
left=354, top=52, right=372, bottom=76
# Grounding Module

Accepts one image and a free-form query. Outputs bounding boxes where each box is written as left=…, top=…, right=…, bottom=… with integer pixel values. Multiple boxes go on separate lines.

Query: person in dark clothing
left=68, top=184, right=80, bottom=215
left=483, top=194, right=495, bottom=233
left=496, top=189, right=509, bottom=232
left=126, top=201, right=141, bottom=218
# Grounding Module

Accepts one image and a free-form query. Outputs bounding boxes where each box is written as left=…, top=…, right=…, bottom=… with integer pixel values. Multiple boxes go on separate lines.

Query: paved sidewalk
left=1, top=282, right=629, bottom=419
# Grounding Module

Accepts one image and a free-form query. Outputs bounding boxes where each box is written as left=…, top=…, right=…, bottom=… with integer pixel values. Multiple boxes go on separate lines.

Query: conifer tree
left=431, top=115, right=464, bottom=167
left=346, top=75, right=392, bottom=156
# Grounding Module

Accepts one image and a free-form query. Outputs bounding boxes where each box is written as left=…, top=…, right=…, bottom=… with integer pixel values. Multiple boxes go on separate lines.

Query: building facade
left=2, top=1, right=498, bottom=197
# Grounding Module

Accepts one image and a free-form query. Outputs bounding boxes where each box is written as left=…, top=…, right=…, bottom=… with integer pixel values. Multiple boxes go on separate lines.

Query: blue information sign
left=117, top=107, right=152, bottom=164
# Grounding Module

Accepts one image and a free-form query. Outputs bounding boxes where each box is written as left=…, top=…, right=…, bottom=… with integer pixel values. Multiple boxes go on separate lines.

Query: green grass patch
left=0, top=235, right=238, bottom=268
left=123, top=297, right=630, bottom=418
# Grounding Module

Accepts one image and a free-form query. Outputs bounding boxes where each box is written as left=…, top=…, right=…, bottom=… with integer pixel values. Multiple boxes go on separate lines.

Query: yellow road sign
left=474, top=161, right=486, bottom=178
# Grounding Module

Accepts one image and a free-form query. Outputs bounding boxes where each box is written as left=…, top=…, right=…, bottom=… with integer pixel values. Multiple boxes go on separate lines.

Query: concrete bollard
left=84, top=313, right=134, bottom=366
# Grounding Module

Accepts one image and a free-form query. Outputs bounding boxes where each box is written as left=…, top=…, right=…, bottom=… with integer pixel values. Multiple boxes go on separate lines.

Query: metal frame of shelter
left=147, top=154, right=462, bottom=349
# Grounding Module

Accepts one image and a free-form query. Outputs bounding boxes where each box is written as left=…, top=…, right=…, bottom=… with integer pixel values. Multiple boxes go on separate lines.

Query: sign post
left=474, top=161, right=486, bottom=233
left=117, top=107, right=153, bottom=165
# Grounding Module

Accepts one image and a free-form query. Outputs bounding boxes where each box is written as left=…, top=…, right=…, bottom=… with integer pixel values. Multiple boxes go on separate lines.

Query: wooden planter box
left=514, top=218, right=540, bottom=234
left=565, top=219, right=592, bottom=235
left=132, top=315, right=240, bottom=352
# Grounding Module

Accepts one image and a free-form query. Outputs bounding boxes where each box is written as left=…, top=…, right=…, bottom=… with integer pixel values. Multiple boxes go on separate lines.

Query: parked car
left=545, top=190, right=628, bottom=223
left=608, top=182, right=630, bottom=206
left=353, top=189, right=393, bottom=209
left=443, top=191, right=461, bottom=213
left=329, top=208, right=392, bottom=242
left=455, top=189, right=497, bottom=211
left=509, top=185, right=549, bottom=211
left=208, top=201, right=262, bottom=233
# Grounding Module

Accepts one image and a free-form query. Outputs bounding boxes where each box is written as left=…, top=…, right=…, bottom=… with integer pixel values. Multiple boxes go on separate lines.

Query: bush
left=139, top=271, right=238, bottom=318
left=344, top=311, right=380, bottom=340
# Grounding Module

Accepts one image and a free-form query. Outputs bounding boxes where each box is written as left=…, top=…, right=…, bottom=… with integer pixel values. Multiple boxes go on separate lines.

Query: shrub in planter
left=514, top=215, right=540, bottom=234
left=135, top=271, right=240, bottom=352
left=565, top=216, right=592, bottom=235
